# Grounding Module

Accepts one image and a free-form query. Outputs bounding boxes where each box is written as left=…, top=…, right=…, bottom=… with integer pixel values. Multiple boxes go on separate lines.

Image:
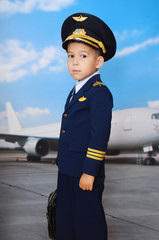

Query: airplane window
left=152, top=113, right=159, bottom=119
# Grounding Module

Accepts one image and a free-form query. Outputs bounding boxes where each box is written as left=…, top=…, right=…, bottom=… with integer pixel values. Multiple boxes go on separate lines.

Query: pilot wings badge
left=72, top=15, right=88, bottom=22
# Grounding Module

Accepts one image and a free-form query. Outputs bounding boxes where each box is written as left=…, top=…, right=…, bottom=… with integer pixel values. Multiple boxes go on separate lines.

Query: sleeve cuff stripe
left=87, top=151, right=105, bottom=158
left=88, top=148, right=106, bottom=155
left=86, top=154, right=104, bottom=161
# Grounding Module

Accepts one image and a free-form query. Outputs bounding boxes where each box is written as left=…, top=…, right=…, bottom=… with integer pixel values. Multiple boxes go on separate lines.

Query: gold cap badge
left=72, top=15, right=88, bottom=22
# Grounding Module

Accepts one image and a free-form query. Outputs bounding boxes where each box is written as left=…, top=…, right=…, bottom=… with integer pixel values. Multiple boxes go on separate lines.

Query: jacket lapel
left=65, top=74, right=101, bottom=111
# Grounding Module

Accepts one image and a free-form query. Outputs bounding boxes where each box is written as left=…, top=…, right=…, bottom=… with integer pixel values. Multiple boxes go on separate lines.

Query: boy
left=56, top=12, right=116, bottom=240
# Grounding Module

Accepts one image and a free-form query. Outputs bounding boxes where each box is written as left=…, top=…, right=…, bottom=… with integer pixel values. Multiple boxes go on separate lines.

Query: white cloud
left=115, top=29, right=143, bottom=42
left=0, top=39, right=66, bottom=82
left=31, top=46, right=64, bottom=74
left=0, top=106, right=50, bottom=122
left=50, top=64, right=66, bottom=72
left=17, top=106, right=50, bottom=119
left=0, top=0, right=74, bottom=16
left=0, top=39, right=38, bottom=82
left=37, top=0, right=74, bottom=11
left=116, top=36, right=159, bottom=57
left=0, top=0, right=36, bottom=15
left=147, top=100, right=159, bottom=109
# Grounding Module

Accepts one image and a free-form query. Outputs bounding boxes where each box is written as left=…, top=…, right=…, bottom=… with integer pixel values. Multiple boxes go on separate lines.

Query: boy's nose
left=73, top=57, right=79, bottom=65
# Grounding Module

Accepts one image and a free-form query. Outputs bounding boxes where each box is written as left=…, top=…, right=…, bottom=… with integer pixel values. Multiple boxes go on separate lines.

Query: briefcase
left=46, top=189, right=57, bottom=240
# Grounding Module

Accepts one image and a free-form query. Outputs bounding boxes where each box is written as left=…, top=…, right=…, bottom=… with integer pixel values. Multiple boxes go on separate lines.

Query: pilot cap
left=61, top=12, right=116, bottom=61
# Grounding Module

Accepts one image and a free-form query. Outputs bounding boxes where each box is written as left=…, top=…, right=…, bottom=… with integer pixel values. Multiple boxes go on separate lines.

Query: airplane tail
left=6, top=102, right=22, bottom=133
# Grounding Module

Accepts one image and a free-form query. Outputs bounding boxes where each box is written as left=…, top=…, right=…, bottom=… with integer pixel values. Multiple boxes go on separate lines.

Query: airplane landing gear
left=27, top=155, right=41, bottom=162
left=143, top=151, right=157, bottom=165
left=143, top=157, right=156, bottom=165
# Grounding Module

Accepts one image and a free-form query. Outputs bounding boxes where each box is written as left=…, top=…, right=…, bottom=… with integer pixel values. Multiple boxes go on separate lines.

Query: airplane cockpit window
left=151, top=113, right=159, bottom=119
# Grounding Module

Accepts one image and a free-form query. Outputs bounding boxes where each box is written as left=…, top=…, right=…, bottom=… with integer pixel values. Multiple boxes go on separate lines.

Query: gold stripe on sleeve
left=88, top=148, right=106, bottom=155
left=86, top=154, right=104, bottom=161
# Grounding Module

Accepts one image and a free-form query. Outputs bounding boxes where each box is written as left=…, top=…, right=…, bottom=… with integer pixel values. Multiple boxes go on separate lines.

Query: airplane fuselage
left=108, top=108, right=159, bottom=151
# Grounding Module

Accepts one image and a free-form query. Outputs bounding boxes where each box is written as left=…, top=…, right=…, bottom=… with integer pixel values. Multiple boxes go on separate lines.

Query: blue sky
left=0, top=0, right=159, bottom=132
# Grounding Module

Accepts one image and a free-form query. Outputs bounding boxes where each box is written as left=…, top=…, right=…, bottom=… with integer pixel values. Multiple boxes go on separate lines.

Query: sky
left=0, top=0, right=159, bottom=133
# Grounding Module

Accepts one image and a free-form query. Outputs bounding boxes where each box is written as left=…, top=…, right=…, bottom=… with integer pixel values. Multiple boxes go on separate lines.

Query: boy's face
left=67, top=42, right=103, bottom=81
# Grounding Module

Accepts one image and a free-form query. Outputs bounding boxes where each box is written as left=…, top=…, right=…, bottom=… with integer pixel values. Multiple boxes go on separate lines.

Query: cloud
left=0, top=39, right=38, bottom=82
left=0, top=106, right=50, bottom=133
left=115, top=29, right=143, bottom=42
left=0, top=106, right=50, bottom=122
left=18, top=106, right=50, bottom=119
left=0, top=39, right=66, bottom=83
left=31, top=46, right=65, bottom=74
left=0, top=0, right=74, bottom=16
left=116, top=36, right=159, bottom=57
left=147, top=100, right=159, bottom=109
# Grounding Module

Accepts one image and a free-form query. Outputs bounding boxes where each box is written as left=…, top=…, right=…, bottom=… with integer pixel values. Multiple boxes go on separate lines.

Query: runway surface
left=0, top=152, right=159, bottom=240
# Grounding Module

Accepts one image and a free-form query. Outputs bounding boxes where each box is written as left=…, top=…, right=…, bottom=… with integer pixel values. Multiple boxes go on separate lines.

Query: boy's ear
left=96, top=56, right=104, bottom=69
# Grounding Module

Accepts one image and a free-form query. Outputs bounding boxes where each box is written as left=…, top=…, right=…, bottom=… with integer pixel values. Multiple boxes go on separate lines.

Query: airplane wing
left=0, top=133, right=27, bottom=145
left=0, top=133, right=59, bottom=148
left=0, top=133, right=59, bottom=158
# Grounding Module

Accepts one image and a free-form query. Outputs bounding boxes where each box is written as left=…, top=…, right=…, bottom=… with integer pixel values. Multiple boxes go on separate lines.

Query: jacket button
left=61, top=129, right=66, bottom=134
left=63, top=113, right=67, bottom=118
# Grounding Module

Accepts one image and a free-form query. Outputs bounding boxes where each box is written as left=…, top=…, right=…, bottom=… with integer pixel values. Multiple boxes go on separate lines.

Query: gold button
left=63, top=113, right=67, bottom=118
left=61, top=129, right=66, bottom=134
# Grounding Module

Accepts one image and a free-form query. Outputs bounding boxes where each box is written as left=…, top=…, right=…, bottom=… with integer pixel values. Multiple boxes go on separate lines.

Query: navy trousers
left=56, top=171, right=107, bottom=240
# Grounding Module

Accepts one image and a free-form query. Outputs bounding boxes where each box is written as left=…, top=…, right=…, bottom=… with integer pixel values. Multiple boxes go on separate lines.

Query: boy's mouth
left=72, top=70, right=81, bottom=73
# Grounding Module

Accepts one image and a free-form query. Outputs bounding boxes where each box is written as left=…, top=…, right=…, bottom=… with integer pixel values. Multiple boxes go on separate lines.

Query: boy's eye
left=81, top=54, right=87, bottom=58
left=68, top=54, right=74, bottom=58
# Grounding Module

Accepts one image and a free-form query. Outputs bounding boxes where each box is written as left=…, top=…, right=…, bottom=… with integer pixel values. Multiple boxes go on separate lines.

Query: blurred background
left=0, top=0, right=159, bottom=132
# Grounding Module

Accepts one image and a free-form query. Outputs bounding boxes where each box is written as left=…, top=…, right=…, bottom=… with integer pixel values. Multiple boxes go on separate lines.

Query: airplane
left=0, top=139, right=21, bottom=150
left=0, top=102, right=159, bottom=165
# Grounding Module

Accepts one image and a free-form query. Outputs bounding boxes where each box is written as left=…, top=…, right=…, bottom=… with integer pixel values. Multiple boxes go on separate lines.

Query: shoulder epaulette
left=93, top=81, right=105, bottom=87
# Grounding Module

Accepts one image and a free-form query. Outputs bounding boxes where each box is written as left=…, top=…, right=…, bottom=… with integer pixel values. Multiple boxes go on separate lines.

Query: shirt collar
left=75, top=70, right=100, bottom=93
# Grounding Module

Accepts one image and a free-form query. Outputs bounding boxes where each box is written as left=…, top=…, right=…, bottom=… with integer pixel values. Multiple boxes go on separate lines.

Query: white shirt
left=75, top=70, right=100, bottom=93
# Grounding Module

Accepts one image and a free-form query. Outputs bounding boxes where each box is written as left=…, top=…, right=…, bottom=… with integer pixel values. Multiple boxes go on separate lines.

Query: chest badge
left=78, top=96, right=87, bottom=102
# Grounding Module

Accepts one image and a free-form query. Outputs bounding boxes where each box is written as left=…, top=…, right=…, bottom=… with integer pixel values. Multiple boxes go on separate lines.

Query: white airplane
left=0, top=139, right=21, bottom=150
left=0, top=102, right=159, bottom=165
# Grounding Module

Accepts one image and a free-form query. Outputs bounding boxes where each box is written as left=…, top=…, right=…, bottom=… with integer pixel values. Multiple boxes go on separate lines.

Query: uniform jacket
left=56, top=74, right=113, bottom=179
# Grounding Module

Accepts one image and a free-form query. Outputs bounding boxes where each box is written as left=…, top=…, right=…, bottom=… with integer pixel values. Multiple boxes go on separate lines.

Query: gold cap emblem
left=72, top=15, right=88, bottom=22
left=73, top=28, right=86, bottom=35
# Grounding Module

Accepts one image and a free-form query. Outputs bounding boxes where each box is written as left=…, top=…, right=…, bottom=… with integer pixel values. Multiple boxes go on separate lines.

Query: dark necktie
left=69, top=88, right=75, bottom=102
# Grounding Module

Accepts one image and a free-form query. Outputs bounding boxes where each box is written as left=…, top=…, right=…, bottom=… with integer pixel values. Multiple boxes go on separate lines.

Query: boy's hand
left=79, top=173, right=95, bottom=191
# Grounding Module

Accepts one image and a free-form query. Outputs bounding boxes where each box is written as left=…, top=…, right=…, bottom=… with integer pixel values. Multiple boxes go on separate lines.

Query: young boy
left=55, top=12, right=116, bottom=240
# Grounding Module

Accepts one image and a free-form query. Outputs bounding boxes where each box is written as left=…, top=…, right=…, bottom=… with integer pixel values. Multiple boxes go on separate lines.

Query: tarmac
left=0, top=151, right=159, bottom=240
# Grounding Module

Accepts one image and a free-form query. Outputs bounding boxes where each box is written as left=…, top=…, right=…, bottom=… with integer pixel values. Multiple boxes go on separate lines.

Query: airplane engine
left=24, top=137, right=50, bottom=157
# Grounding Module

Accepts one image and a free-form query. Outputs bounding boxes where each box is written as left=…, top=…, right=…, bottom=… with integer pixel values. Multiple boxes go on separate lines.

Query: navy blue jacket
left=56, top=74, right=113, bottom=179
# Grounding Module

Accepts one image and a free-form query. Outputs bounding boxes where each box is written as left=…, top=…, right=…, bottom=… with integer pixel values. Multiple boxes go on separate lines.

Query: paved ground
left=0, top=152, right=159, bottom=240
